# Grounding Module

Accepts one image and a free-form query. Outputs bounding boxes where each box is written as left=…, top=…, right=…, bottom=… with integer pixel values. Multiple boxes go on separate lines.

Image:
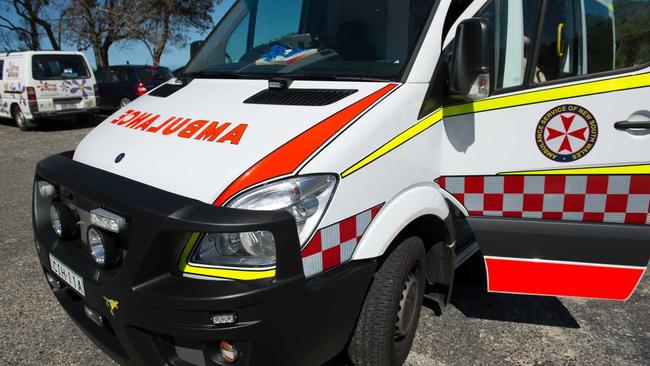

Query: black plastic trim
left=468, top=216, right=650, bottom=267
left=149, top=82, right=190, bottom=98
left=33, top=153, right=376, bottom=366
left=243, top=88, right=357, bottom=106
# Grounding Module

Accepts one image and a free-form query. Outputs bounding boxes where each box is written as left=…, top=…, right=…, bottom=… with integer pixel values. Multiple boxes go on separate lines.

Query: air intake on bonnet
left=149, top=81, right=190, bottom=97
left=244, top=89, right=357, bottom=106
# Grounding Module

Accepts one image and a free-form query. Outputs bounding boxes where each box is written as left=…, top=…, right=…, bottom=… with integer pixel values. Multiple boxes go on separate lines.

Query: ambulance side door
left=438, top=0, right=650, bottom=300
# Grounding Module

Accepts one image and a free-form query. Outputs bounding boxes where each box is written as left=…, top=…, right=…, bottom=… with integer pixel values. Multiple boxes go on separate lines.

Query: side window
left=116, top=70, right=129, bottom=82
left=105, top=69, right=119, bottom=82
left=535, top=0, right=586, bottom=81
left=0, top=60, right=3, bottom=80
left=479, top=0, right=541, bottom=89
left=614, top=0, right=650, bottom=68
left=533, top=0, right=650, bottom=83
left=95, top=68, right=105, bottom=82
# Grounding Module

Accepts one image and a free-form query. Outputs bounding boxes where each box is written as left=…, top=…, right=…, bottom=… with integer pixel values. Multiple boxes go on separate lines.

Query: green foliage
left=614, top=0, right=650, bottom=68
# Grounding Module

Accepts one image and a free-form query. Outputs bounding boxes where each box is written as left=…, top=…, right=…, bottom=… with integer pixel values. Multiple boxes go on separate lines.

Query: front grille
left=244, top=88, right=357, bottom=106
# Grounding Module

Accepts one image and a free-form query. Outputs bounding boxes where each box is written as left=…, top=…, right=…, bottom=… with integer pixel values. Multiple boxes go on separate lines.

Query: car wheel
left=348, top=236, right=426, bottom=366
left=12, top=105, right=35, bottom=131
left=119, top=97, right=131, bottom=108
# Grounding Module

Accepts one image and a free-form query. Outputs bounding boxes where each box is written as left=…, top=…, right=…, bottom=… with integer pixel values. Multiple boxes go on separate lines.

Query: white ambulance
left=0, top=50, right=98, bottom=130
left=32, top=0, right=649, bottom=365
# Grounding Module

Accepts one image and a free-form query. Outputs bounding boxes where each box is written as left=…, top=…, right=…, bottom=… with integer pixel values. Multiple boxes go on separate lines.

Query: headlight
left=184, top=175, right=336, bottom=273
left=49, top=202, right=77, bottom=240
left=189, top=231, right=276, bottom=268
left=86, top=226, right=119, bottom=267
left=227, top=175, right=337, bottom=245
left=87, top=227, right=106, bottom=266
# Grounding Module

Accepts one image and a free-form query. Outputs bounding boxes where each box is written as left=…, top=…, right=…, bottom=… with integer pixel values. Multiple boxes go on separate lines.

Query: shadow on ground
left=0, top=113, right=106, bottom=132
left=448, top=253, right=579, bottom=329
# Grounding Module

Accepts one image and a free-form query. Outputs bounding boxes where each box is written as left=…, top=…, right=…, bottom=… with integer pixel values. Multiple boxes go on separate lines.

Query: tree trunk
left=26, top=6, right=40, bottom=50
left=152, top=9, right=170, bottom=65
left=100, top=42, right=110, bottom=68
left=34, top=18, right=61, bottom=50
left=93, top=42, right=111, bottom=69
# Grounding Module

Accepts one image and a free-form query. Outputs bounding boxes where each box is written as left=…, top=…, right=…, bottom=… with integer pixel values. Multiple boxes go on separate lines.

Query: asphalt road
left=0, top=116, right=648, bottom=366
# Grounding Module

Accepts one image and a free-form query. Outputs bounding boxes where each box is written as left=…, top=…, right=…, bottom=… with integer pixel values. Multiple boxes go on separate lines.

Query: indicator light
left=211, top=312, right=237, bottom=325
left=90, top=208, right=126, bottom=233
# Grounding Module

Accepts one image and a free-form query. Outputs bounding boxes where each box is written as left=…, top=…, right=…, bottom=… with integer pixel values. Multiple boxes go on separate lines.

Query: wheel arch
left=10, top=102, right=24, bottom=114
left=353, top=182, right=453, bottom=261
left=352, top=182, right=456, bottom=302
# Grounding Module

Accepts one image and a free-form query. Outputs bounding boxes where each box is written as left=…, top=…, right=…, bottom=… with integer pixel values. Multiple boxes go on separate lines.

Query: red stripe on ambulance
left=485, top=256, right=646, bottom=300
left=213, top=84, right=398, bottom=206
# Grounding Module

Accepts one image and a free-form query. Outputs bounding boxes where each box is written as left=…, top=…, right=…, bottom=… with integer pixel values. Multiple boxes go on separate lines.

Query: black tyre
left=119, top=97, right=131, bottom=108
left=349, top=237, right=426, bottom=366
left=12, top=104, right=35, bottom=131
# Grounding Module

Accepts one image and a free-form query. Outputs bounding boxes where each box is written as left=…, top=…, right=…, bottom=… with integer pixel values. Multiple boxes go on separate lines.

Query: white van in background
left=0, top=51, right=99, bottom=130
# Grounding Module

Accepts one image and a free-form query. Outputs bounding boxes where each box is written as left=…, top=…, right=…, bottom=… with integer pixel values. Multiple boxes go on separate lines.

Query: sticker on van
left=535, top=104, right=598, bottom=162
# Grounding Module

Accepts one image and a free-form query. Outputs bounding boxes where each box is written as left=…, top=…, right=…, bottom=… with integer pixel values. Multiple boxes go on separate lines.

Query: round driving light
left=219, top=341, right=239, bottom=363
left=49, top=202, right=77, bottom=240
left=87, top=227, right=106, bottom=266
left=86, top=226, right=120, bottom=268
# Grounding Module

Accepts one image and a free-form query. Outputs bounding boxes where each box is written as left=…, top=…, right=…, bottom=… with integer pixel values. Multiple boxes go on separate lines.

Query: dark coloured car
left=95, top=65, right=174, bottom=110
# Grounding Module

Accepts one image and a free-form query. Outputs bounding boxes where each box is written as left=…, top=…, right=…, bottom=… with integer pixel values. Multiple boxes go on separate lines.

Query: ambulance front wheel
left=348, top=236, right=426, bottom=366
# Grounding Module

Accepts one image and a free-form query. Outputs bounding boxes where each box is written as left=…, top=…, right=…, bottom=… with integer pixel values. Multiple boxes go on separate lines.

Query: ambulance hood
left=73, top=79, right=394, bottom=204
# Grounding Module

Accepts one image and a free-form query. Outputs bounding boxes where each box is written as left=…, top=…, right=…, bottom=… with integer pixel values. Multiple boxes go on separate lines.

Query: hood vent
left=244, top=88, right=357, bottom=106
left=149, top=80, right=191, bottom=98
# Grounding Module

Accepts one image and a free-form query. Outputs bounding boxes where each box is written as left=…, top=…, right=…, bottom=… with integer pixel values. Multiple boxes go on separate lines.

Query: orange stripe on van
left=214, top=84, right=398, bottom=206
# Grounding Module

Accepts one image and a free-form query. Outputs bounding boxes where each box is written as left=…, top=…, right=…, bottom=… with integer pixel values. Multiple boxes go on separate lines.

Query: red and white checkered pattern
left=438, top=175, right=650, bottom=225
left=301, top=205, right=383, bottom=278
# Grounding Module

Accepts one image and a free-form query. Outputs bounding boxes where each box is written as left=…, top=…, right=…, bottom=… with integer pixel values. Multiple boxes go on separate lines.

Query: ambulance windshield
left=183, top=0, right=437, bottom=81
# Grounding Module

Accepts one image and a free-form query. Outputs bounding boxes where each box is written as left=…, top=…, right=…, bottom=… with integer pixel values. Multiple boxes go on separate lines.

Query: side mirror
left=448, top=18, right=494, bottom=100
left=190, top=41, right=204, bottom=60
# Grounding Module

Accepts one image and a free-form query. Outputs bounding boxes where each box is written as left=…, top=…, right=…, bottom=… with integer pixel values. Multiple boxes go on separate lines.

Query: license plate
left=49, top=254, right=85, bottom=296
left=58, top=103, right=77, bottom=110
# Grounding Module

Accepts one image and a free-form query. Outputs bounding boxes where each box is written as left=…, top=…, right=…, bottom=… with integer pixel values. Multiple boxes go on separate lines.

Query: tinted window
left=253, top=0, right=303, bottom=47
left=480, top=0, right=541, bottom=88
left=95, top=68, right=106, bottom=82
left=225, top=13, right=250, bottom=63
left=612, top=0, right=650, bottom=68
left=136, top=67, right=174, bottom=82
left=114, top=69, right=130, bottom=82
left=0, top=60, right=3, bottom=80
left=533, top=0, right=650, bottom=83
left=185, top=0, right=437, bottom=81
left=32, top=54, right=90, bottom=80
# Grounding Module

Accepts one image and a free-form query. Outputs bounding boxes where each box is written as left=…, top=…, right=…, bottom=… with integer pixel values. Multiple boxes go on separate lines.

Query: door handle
left=614, top=120, right=650, bottom=130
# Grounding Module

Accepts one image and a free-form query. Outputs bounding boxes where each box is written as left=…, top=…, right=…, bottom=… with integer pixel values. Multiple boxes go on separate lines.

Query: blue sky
left=3, top=0, right=236, bottom=70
